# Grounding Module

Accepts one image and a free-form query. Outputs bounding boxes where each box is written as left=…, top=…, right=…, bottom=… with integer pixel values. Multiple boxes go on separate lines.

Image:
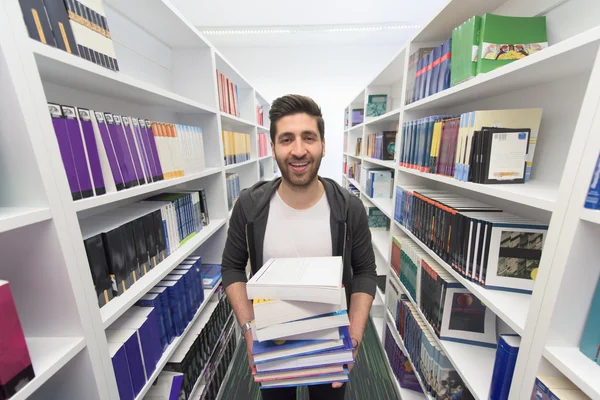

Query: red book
left=0, top=281, right=35, bottom=398
left=232, top=83, right=239, bottom=117
left=216, top=71, right=223, bottom=112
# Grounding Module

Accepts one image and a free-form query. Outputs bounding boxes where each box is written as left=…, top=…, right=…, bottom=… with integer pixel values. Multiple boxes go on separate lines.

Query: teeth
left=291, top=163, right=308, bottom=167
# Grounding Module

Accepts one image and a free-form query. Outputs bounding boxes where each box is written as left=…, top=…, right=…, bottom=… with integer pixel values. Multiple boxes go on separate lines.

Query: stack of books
left=216, top=71, right=240, bottom=117
left=365, top=131, right=396, bottom=161
left=246, top=257, right=354, bottom=389
left=222, top=131, right=251, bottom=166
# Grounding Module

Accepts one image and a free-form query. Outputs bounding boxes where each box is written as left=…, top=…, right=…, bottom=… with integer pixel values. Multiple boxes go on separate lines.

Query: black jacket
left=221, top=176, right=377, bottom=302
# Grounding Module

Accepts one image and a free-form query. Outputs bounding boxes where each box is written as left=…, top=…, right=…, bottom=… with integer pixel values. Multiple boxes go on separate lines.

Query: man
left=221, top=94, right=377, bottom=400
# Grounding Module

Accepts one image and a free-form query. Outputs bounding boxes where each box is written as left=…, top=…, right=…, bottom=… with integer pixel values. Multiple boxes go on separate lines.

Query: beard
left=276, top=152, right=323, bottom=189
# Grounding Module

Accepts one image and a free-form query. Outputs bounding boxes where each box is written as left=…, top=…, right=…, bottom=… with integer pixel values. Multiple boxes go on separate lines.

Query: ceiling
left=170, top=0, right=447, bottom=47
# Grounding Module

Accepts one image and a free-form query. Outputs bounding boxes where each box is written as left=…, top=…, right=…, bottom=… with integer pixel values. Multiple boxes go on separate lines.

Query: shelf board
left=364, top=109, right=401, bottom=125
left=346, top=154, right=362, bottom=160
left=347, top=123, right=364, bottom=132
left=396, top=279, right=495, bottom=400
left=101, top=219, right=226, bottom=328
left=257, top=125, right=269, bottom=131
left=11, top=337, right=86, bottom=400
left=363, top=157, right=395, bottom=169
left=406, top=26, right=600, bottom=112
left=31, top=40, right=216, bottom=114
left=347, top=177, right=360, bottom=189
left=0, top=207, right=52, bottom=234
left=371, top=229, right=391, bottom=263
left=134, top=283, right=222, bottom=400
left=228, top=208, right=233, bottom=219
left=372, top=316, right=384, bottom=343
left=581, top=208, right=600, bottom=224
left=258, top=155, right=272, bottom=161
left=224, top=159, right=257, bottom=170
left=544, top=346, right=600, bottom=400
left=396, top=166, right=557, bottom=212
left=365, top=195, right=394, bottom=220
left=72, top=168, right=222, bottom=213
left=103, top=0, right=210, bottom=48
left=384, top=313, right=435, bottom=400
left=394, top=220, right=529, bottom=335
left=220, top=112, right=256, bottom=129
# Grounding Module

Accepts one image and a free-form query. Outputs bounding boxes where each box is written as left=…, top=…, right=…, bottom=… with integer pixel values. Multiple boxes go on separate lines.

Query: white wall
left=219, top=44, right=400, bottom=184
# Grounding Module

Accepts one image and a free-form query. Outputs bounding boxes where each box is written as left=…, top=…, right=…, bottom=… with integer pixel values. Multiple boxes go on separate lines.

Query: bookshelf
left=342, top=1, right=600, bottom=399
left=0, top=0, right=272, bottom=398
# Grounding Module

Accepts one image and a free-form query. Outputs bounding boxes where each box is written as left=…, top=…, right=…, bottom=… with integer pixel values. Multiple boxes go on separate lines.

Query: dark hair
left=269, top=94, right=324, bottom=142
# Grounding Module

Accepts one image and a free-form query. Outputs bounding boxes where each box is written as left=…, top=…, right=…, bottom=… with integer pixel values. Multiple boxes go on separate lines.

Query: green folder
left=367, top=94, right=388, bottom=117
left=477, top=13, right=547, bottom=75
left=451, top=16, right=482, bottom=87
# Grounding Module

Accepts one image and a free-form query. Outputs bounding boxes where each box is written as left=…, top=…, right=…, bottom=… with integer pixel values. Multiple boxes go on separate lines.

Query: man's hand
left=245, top=330, right=254, bottom=369
left=332, top=338, right=360, bottom=388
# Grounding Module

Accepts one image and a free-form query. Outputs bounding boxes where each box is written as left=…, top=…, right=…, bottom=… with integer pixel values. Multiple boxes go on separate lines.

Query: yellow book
left=430, top=121, right=443, bottom=172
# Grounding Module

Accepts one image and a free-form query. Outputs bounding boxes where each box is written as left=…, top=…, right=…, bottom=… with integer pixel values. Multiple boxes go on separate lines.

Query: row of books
left=394, top=186, right=548, bottom=293
left=164, top=291, right=233, bottom=399
left=406, top=13, right=547, bottom=105
left=394, top=296, right=473, bottom=399
left=246, top=257, right=353, bottom=388
left=360, top=167, right=393, bottom=198
left=258, top=133, right=269, bottom=157
left=383, top=324, right=422, bottom=394
left=584, top=155, right=600, bottom=209
left=580, top=278, right=599, bottom=366
left=354, top=137, right=362, bottom=157
left=347, top=184, right=360, bottom=198
left=365, top=131, right=395, bottom=161
left=346, top=159, right=361, bottom=181
left=216, top=70, right=240, bottom=117
left=0, top=281, right=35, bottom=399
left=531, top=375, right=588, bottom=399
left=399, top=108, right=543, bottom=184
left=48, top=103, right=207, bottom=201
left=392, top=234, right=497, bottom=347
left=81, top=192, right=210, bottom=306
left=108, top=307, right=163, bottom=400
left=366, top=206, right=389, bottom=230
left=352, top=108, right=364, bottom=126
left=196, top=320, right=237, bottom=400
left=222, top=131, right=251, bottom=166
left=256, top=105, right=265, bottom=126
left=225, top=173, right=240, bottom=211
left=20, top=0, right=119, bottom=70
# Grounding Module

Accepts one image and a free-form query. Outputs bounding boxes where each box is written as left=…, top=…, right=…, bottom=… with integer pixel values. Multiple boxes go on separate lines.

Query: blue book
left=438, top=38, right=452, bottom=92
left=153, top=282, right=185, bottom=336
left=580, top=279, right=600, bottom=365
left=108, top=342, right=135, bottom=400
left=200, top=263, right=222, bottom=289
left=490, top=335, right=520, bottom=400
left=144, top=288, right=175, bottom=344
left=423, top=52, right=433, bottom=99
left=430, top=45, right=442, bottom=96
left=415, top=57, right=425, bottom=102
left=585, top=155, right=600, bottom=209
left=260, top=371, right=349, bottom=389
left=106, top=329, right=146, bottom=396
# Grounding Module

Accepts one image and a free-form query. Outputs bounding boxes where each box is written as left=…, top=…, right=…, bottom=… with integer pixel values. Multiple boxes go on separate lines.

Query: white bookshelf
left=342, top=1, right=600, bottom=399
left=0, top=0, right=271, bottom=398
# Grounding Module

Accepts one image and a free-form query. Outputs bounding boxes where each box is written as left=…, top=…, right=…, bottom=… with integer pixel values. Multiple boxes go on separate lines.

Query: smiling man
left=221, top=94, right=377, bottom=400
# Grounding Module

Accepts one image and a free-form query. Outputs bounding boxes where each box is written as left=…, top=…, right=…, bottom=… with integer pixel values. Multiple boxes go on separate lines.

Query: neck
left=278, top=177, right=324, bottom=210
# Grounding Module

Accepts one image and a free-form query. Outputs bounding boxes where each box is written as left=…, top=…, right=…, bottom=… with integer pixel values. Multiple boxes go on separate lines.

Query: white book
left=260, top=373, right=349, bottom=388
left=253, top=289, right=347, bottom=329
left=246, top=257, right=343, bottom=304
left=253, top=338, right=345, bottom=363
left=255, top=349, right=353, bottom=373
left=252, top=327, right=341, bottom=342
left=253, top=311, right=349, bottom=342
left=254, top=365, right=345, bottom=383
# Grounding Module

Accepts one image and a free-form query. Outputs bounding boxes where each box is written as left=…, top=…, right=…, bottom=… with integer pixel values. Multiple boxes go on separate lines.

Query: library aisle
left=1, top=0, right=599, bottom=399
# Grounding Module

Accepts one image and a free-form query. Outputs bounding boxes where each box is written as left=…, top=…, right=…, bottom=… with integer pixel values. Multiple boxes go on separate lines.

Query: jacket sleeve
left=221, top=195, right=249, bottom=289
left=349, top=197, right=377, bottom=297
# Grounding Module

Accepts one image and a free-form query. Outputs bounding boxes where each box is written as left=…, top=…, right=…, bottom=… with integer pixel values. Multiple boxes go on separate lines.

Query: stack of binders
left=246, top=257, right=354, bottom=389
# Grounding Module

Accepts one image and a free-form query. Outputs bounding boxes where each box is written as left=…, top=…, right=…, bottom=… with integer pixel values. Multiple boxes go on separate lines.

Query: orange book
left=216, top=71, right=224, bottom=112
left=232, top=83, right=239, bottom=117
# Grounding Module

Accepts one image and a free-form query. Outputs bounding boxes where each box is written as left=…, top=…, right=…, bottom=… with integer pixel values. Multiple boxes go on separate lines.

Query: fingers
left=331, top=382, right=343, bottom=389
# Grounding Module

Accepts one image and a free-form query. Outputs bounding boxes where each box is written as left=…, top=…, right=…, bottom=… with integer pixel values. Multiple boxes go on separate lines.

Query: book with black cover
left=19, top=0, right=56, bottom=47
left=42, top=0, right=79, bottom=56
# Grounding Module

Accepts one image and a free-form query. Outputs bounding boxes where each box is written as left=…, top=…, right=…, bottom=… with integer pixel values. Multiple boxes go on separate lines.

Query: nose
left=290, top=137, right=307, bottom=158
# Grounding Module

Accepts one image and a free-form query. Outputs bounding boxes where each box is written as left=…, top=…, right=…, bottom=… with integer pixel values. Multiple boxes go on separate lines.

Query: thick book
left=42, top=0, right=79, bottom=56
left=246, top=257, right=343, bottom=304
left=253, top=311, right=349, bottom=342
left=437, top=38, right=452, bottom=93
left=253, top=289, right=347, bottom=329
left=0, top=281, right=35, bottom=399
left=19, top=0, right=56, bottom=47
left=254, top=348, right=354, bottom=373
left=108, top=342, right=135, bottom=400
left=451, top=16, right=482, bottom=87
left=104, top=113, right=135, bottom=188
left=252, top=326, right=342, bottom=342
left=580, top=278, right=600, bottom=365
left=490, top=335, right=520, bottom=400
left=260, top=373, right=349, bottom=389
left=145, top=371, right=184, bottom=400
left=83, top=233, right=114, bottom=307
left=61, top=105, right=94, bottom=198
left=252, top=327, right=351, bottom=363
left=477, top=14, right=547, bottom=75
left=91, top=111, right=124, bottom=191
left=253, top=365, right=346, bottom=382
left=106, top=329, right=146, bottom=396
left=76, top=108, right=106, bottom=196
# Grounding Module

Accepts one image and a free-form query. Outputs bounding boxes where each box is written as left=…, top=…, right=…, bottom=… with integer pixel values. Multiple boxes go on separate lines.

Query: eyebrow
left=278, top=130, right=318, bottom=138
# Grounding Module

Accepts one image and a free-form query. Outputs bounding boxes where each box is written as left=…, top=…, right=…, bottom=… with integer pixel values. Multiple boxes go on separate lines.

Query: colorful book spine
left=584, top=155, right=600, bottom=210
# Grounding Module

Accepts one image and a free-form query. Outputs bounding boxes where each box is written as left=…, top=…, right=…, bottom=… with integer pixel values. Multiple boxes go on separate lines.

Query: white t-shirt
left=263, top=191, right=332, bottom=261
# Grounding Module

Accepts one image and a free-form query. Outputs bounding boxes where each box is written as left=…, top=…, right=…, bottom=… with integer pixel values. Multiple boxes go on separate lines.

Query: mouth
left=289, top=161, right=310, bottom=173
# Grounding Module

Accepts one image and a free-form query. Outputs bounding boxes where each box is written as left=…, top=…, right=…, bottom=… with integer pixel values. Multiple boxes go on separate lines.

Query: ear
left=270, top=139, right=276, bottom=160
left=321, top=138, right=326, bottom=157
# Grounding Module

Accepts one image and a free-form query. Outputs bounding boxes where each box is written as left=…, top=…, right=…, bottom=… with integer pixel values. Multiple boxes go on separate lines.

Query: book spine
left=106, top=113, right=136, bottom=188
left=48, top=104, right=82, bottom=200
left=77, top=108, right=106, bottom=195
left=61, top=105, right=93, bottom=198
left=585, top=154, right=600, bottom=210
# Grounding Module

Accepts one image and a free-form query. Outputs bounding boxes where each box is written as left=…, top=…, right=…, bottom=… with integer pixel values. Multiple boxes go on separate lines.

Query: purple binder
left=121, top=116, right=146, bottom=185
left=139, top=119, right=161, bottom=182
left=77, top=108, right=106, bottom=195
left=131, top=118, right=153, bottom=183
left=48, top=103, right=81, bottom=200
left=94, top=111, right=126, bottom=191
left=105, top=113, right=136, bottom=188
left=109, top=343, right=134, bottom=400
left=61, top=106, right=93, bottom=198
left=144, top=119, right=164, bottom=181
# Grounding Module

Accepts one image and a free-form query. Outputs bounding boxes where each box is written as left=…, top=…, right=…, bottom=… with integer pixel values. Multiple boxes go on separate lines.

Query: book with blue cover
left=584, top=155, right=600, bottom=210
left=437, top=38, right=452, bottom=93
left=260, top=372, right=349, bottom=389
left=580, top=278, right=600, bottom=365
left=490, top=335, right=520, bottom=400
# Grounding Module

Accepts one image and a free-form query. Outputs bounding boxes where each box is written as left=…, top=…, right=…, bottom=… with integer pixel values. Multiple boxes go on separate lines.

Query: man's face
left=272, top=113, right=325, bottom=188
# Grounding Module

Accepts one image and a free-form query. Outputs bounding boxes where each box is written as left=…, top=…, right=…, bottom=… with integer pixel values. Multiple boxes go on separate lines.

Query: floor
left=218, top=317, right=399, bottom=399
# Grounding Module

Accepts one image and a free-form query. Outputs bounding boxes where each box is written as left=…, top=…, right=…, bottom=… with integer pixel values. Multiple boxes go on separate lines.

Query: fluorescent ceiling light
left=201, top=23, right=420, bottom=35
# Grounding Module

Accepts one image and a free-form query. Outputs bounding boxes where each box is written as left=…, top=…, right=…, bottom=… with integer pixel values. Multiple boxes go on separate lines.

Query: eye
left=305, top=137, right=315, bottom=142
left=280, top=138, right=291, bottom=143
